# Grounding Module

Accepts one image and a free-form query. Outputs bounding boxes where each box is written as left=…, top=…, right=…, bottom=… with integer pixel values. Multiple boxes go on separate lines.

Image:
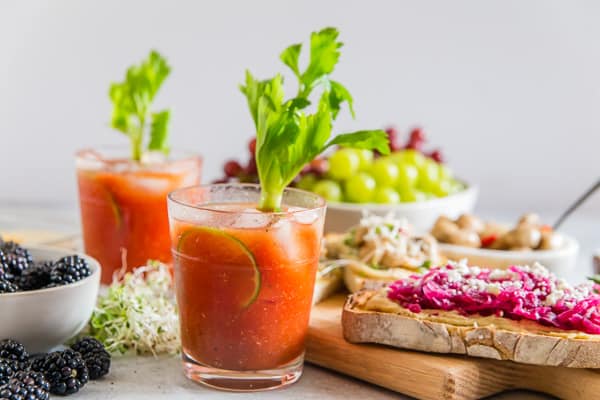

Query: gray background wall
left=1, top=0, right=598, bottom=216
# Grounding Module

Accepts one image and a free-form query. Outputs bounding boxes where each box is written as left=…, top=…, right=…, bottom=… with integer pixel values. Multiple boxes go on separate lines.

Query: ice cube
left=129, top=177, right=173, bottom=194
left=290, top=207, right=320, bottom=225
left=230, top=209, right=272, bottom=229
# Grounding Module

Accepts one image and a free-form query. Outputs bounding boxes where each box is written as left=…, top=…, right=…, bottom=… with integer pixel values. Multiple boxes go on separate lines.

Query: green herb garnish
left=240, top=27, right=390, bottom=211
left=109, top=50, right=171, bottom=161
left=87, top=262, right=180, bottom=355
left=588, top=275, right=600, bottom=285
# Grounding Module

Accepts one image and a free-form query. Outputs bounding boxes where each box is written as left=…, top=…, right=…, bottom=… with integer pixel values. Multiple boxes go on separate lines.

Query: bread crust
left=342, top=291, right=600, bottom=368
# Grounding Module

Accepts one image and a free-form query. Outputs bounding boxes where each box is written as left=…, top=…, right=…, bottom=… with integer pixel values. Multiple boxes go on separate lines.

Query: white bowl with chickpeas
left=431, top=213, right=579, bottom=278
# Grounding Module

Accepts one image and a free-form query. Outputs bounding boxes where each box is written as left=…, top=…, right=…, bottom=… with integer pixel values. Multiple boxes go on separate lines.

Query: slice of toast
left=342, top=290, right=600, bottom=368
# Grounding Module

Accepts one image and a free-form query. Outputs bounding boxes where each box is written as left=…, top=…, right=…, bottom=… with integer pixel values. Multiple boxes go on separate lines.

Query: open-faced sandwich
left=343, top=260, right=600, bottom=368
left=325, top=213, right=440, bottom=293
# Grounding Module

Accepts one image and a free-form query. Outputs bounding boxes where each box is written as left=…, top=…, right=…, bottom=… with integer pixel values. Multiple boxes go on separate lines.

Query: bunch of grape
left=295, top=126, right=464, bottom=204
left=216, top=126, right=464, bottom=204
left=214, top=138, right=259, bottom=184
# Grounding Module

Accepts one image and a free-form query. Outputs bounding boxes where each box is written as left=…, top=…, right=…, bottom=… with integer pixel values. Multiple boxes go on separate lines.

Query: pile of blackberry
left=0, top=338, right=110, bottom=398
left=0, top=237, right=91, bottom=294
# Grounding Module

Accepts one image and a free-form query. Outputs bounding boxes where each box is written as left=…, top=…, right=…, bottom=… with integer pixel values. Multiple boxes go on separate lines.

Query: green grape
left=399, top=187, right=428, bottom=203
left=396, top=149, right=426, bottom=168
left=296, top=174, right=318, bottom=191
left=417, top=159, right=440, bottom=192
left=312, top=180, right=342, bottom=202
left=345, top=172, right=376, bottom=203
left=396, top=163, right=419, bottom=188
left=373, top=187, right=401, bottom=204
left=328, top=149, right=360, bottom=180
left=432, top=179, right=452, bottom=197
left=355, top=149, right=374, bottom=170
left=438, top=164, right=454, bottom=181
left=370, top=158, right=399, bottom=186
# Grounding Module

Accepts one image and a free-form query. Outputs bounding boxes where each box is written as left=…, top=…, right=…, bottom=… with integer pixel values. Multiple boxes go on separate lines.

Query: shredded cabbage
left=387, top=261, right=600, bottom=334
left=87, top=262, right=180, bottom=355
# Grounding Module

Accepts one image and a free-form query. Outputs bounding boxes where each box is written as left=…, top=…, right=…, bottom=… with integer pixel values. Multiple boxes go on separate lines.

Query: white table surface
left=1, top=204, right=597, bottom=400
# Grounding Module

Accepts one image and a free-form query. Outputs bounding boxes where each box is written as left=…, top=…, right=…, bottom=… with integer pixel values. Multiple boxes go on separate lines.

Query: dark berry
left=0, top=281, right=17, bottom=294
left=16, top=262, right=52, bottom=291
left=70, top=338, right=104, bottom=355
left=31, top=349, right=88, bottom=395
left=0, top=361, right=14, bottom=386
left=70, top=339, right=111, bottom=381
left=0, top=340, right=28, bottom=369
left=0, top=242, right=33, bottom=277
left=47, top=255, right=90, bottom=287
left=0, top=371, right=50, bottom=400
left=223, top=160, right=243, bottom=178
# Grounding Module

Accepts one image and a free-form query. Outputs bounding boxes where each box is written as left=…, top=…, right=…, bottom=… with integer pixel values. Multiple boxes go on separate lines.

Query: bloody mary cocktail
left=77, top=148, right=201, bottom=283
left=168, top=184, right=325, bottom=391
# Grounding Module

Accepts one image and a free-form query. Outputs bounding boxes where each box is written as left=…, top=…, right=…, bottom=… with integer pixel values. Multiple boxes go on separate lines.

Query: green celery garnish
left=240, top=27, right=390, bottom=211
left=109, top=50, right=172, bottom=161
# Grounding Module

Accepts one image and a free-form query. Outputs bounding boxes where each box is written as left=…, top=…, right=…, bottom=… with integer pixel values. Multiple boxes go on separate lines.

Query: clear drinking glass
left=167, top=184, right=326, bottom=391
left=76, top=147, right=202, bottom=283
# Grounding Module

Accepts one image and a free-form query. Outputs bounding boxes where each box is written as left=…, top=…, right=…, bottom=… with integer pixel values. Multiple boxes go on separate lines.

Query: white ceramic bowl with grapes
left=0, top=245, right=100, bottom=353
left=324, top=184, right=478, bottom=233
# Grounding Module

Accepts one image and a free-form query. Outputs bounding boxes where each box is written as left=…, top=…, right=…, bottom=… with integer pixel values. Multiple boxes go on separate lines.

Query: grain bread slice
left=342, top=290, right=600, bottom=368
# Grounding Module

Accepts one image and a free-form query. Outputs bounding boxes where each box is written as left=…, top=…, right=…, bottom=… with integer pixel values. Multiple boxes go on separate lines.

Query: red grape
left=385, top=126, right=398, bottom=141
left=212, top=177, right=230, bottom=184
left=245, top=157, right=258, bottom=174
left=429, top=149, right=444, bottom=163
left=248, top=138, right=257, bottom=154
left=309, top=158, right=328, bottom=175
left=223, top=160, right=243, bottom=177
left=406, top=127, right=425, bottom=151
left=409, top=127, right=425, bottom=143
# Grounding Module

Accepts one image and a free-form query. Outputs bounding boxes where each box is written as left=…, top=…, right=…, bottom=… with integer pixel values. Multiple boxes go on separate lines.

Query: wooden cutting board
left=305, top=294, right=600, bottom=400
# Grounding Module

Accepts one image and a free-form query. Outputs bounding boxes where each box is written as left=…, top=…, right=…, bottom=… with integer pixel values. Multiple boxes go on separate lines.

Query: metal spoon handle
left=553, top=178, right=600, bottom=230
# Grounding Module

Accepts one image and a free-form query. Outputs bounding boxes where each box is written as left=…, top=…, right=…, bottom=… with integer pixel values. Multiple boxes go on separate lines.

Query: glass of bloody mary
left=167, top=183, right=326, bottom=391
left=76, top=147, right=202, bottom=283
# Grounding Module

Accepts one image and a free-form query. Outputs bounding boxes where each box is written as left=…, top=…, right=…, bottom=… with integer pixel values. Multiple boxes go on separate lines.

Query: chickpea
left=456, top=214, right=485, bottom=233
left=518, top=213, right=541, bottom=227
left=502, top=225, right=542, bottom=250
left=538, top=231, right=562, bottom=250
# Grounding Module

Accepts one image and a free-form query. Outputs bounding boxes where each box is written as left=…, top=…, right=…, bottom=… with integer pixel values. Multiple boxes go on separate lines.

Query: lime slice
left=177, top=227, right=261, bottom=308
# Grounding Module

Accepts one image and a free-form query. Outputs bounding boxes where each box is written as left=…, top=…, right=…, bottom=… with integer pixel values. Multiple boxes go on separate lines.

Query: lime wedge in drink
left=177, top=227, right=261, bottom=308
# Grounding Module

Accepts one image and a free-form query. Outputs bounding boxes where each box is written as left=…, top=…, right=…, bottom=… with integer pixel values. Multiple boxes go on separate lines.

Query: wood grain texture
left=306, top=294, right=600, bottom=400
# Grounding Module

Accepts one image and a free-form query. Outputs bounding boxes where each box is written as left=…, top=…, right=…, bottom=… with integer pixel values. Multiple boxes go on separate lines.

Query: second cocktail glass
left=167, top=184, right=326, bottom=391
left=77, top=147, right=202, bottom=283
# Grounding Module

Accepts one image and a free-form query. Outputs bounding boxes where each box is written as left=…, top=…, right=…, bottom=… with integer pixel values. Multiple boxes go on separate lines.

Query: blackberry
left=47, top=255, right=90, bottom=287
left=0, top=361, right=14, bottom=386
left=16, top=263, right=52, bottom=291
left=71, top=338, right=110, bottom=380
left=31, top=349, right=88, bottom=395
left=0, top=340, right=29, bottom=372
left=0, top=253, right=13, bottom=283
left=0, top=281, right=17, bottom=294
left=0, top=242, right=33, bottom=277
left=0, top=371, right=50, bottom=400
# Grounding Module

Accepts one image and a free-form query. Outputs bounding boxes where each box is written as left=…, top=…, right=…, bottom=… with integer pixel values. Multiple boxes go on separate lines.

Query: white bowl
left=0, top=245, right=100, bottom=353
left=438, top=235, right=579, bottom=278
left=324, top=185, right=478, bottom=233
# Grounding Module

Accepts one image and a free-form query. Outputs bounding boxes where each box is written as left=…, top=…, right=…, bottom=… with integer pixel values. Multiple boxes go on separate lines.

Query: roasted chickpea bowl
left=431, top=213, right=579, bottom=277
